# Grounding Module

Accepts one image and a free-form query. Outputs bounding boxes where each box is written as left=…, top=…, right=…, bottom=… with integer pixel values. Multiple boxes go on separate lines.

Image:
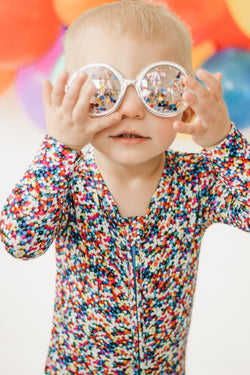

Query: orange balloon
left=209, top=6, right=250, bottom=50
left=165, top=0, right=226, bottom=45
left=53, top=0, right=117, bottom=26
left=0, top=69, right=16, bottom=95
left=0, top=0, right=61, bottom=69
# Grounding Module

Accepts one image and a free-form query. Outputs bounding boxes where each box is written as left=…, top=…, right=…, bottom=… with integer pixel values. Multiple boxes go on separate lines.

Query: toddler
left=0, top=0, right=249, bottom=374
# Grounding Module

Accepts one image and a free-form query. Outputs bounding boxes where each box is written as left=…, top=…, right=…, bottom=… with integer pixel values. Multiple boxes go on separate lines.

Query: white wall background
left=0, top=84, right=249, bottom=375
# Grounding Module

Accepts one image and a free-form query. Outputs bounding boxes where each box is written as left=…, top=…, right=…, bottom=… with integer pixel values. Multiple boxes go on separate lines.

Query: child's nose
left=117, top=86, right=145, bottom=119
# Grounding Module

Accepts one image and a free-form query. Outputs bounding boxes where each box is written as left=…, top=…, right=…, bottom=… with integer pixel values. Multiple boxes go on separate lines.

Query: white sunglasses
left=66, top=61, right=189, bottom=117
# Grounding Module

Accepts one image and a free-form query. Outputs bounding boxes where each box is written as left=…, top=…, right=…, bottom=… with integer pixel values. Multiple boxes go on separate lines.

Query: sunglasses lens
left=83, top=66, right=121, bottom=116
left=140, top=64, right=187, bottom=116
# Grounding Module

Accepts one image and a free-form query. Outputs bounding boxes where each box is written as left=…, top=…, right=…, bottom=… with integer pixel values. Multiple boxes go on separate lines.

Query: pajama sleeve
left=200, top=124, right=250, bottom=232
left=0, top=135, right=81, bottom=259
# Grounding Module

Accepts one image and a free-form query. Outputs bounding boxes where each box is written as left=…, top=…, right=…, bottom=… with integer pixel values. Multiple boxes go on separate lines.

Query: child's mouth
left=111, top=132, right=149, bottom=144
left=117, top=134, right=143, bottom=138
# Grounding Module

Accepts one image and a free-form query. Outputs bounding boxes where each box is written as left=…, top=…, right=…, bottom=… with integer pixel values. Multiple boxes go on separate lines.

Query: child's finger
left=173, top=118, right=205, bottom=137
left=90, top=112, right=122, bottom=135
left=182, top=77, right=213, bottom=121
left=195, top=69, right=223, bottom=99
left=182, top=74, right=224, bottom=123
left=72, top=81, right=96, bottom=122
left=213, top=72, right=223, bottom=84
left=183, top=75, right=211, bottom=104
left=42, top=80, right=53, bottom=107
left=51, top=70, right=69, bottom=107
left=182, top=90, right=211, bottom=122
left=63, top=71, right=88, bottom=113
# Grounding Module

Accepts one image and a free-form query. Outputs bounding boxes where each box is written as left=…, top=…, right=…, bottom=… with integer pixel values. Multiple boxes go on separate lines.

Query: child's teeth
left=120, top=134, right=141, bottom=138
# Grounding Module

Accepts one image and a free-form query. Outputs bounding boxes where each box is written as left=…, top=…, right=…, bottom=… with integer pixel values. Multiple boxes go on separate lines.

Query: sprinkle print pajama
left=0, top=124, right=249, bottom=374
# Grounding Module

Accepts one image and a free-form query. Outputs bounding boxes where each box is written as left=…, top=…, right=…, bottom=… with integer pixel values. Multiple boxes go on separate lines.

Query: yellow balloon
left=192, top=39, right=217, bottom=72
left=226, top=0, right=250, bottom=38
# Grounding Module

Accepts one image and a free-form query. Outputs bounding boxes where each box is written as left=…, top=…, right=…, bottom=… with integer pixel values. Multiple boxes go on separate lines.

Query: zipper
left=131, top=244, right=141, bottom=374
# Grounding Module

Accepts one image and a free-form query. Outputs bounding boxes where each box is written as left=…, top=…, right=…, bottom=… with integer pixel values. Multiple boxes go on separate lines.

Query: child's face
left=66, top=29, right=190, bottom=166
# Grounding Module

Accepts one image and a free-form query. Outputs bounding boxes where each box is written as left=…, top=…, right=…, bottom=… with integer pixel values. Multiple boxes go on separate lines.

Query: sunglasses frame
left=66, top=61, right=189, bottom=117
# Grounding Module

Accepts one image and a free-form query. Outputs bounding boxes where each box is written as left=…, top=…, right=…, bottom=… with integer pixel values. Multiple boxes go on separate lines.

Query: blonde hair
left=64, top=0, right=193, bottom=73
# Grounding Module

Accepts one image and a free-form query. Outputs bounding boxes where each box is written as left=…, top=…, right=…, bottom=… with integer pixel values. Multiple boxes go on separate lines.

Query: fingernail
left=59, top=70, right=66, bottom=78
left=86, top=83, right=95, bottom=94
left=79, top=71, right=86, bottom=79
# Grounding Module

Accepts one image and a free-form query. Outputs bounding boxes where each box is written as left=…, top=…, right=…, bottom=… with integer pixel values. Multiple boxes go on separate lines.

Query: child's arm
left=0, top=71, right=121, bottom=259
left=0, top=136, right=81, bottom=259
left=201, top=124, right=249, bottom=231
left=174, top=69, right=249, bottom=231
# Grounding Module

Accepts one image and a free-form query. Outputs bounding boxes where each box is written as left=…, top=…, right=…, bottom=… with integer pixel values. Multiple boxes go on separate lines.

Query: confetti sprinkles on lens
left=66, top=61, right=189, bottom=117
left=0, top=124, right=249, bottom=374
left=140, top=67, right=187, bottom=114
left=87, top=67, right=121, bottom=115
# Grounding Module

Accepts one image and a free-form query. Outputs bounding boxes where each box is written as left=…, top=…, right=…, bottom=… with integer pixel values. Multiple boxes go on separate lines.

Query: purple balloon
left=16, top=28, right=65, bottom=131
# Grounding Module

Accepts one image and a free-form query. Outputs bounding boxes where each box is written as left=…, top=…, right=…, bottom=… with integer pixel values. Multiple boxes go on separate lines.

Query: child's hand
left=173, top=69, right=231, bottom=149
left=42, top=70, right=121, bottom=153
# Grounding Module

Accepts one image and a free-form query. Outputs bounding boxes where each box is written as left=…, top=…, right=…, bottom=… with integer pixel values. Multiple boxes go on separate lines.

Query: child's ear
left=181, top=106, right=195, bottom=123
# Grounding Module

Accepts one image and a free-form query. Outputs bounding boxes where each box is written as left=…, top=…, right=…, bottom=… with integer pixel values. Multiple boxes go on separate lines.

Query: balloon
left=53, top=0, right=116, bottom=26
left=17, top=30, right=65, bottom=131
left=210, top=6, right=250, bottom=50
left=0, top=0, right=61, bottom=69
left=201, top=48, right=250, bottom=130
left=192, top=40, right=217, bottom=72
left=0, top=69, right=16, bottom=95
left=226, top=0, right=250, bottom=38
left=165, top=0, right=226, bottom=45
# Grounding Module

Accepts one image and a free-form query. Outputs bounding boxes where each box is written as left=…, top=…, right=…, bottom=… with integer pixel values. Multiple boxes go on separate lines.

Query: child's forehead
left=68, top=22, right=182, bottom=47
left=64, top=27, right=185, bottom=74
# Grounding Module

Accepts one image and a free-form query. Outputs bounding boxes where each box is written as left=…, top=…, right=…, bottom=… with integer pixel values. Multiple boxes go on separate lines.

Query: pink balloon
left=16, top=28, right=65, bottom=131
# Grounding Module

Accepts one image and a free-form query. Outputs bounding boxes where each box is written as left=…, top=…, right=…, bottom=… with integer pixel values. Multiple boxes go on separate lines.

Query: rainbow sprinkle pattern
left=73, top=63, right=187, bottom=117
left=0, top=124, right=249, bottom=374
left=140, top=66, right=186, bottom=114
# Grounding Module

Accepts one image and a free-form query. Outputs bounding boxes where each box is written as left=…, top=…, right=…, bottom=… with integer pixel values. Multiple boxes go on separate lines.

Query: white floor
left=0, top=85, right=250, bottom=375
